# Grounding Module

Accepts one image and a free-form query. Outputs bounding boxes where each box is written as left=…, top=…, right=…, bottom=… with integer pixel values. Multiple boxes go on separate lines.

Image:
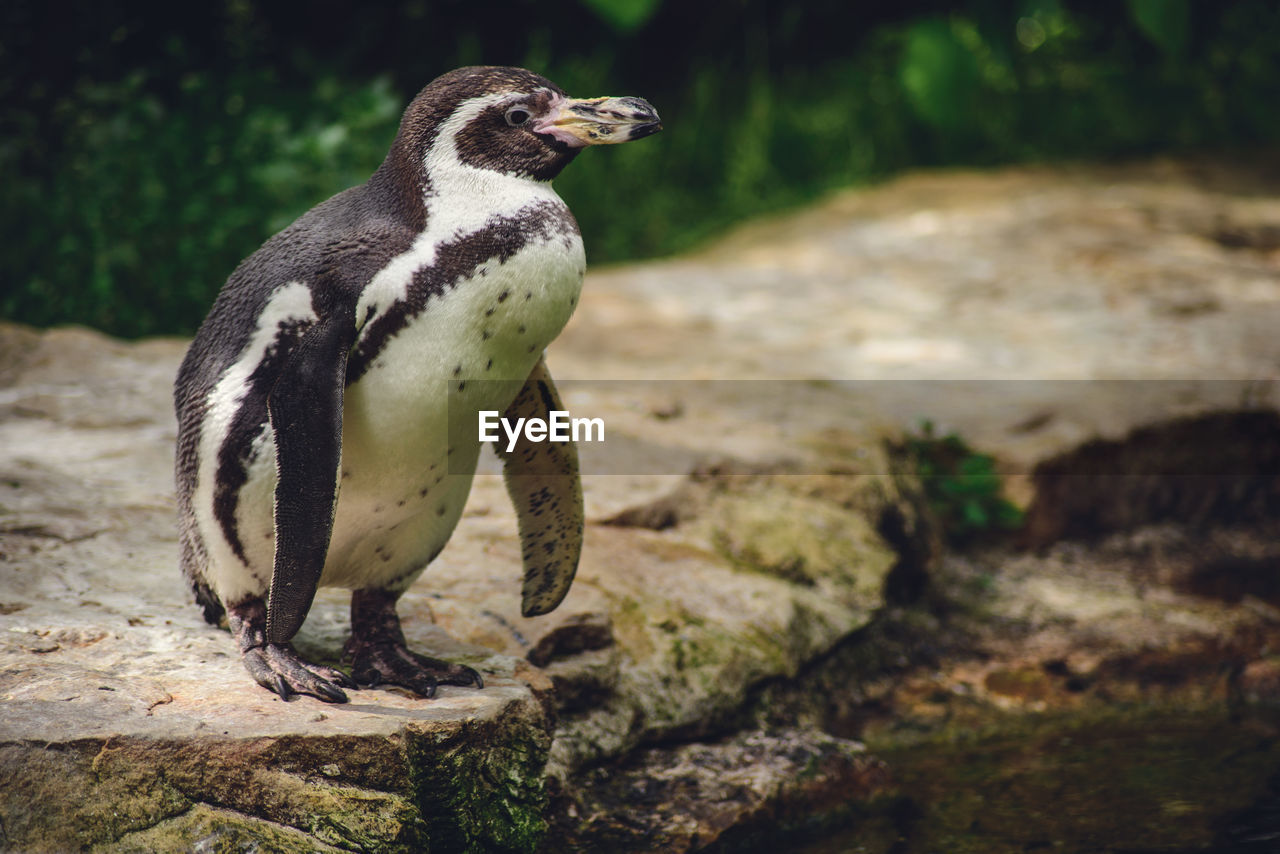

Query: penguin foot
left=243, top=643, right=357, bottom=703
left=347, top=640, right=484, bottom=698
left=347, top=587, right=485, bottom=699
left=228, top=598, right=356, bottom=703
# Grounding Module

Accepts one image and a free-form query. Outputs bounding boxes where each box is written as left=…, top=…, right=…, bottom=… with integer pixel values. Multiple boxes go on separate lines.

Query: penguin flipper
left=264, top=309, right=355, bottom=644
left=496, top=357, right=584, bottom=617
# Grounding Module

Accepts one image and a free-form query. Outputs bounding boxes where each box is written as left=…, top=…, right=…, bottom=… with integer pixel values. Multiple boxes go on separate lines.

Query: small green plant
left=903, top=421, right=1023, bottom=546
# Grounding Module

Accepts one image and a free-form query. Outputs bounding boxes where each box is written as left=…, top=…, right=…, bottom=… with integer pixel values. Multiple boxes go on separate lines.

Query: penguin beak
left=534, top=96, right=662, bottom=148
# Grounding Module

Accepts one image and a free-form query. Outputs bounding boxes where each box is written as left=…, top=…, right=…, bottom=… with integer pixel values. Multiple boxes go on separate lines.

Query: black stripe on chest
left=346, top=200, right=578, bottom=384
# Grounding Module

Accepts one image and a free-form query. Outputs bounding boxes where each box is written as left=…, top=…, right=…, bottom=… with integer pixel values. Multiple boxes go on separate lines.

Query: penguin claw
left=242, top=642, right=353, bottom=703
left=403, top=647, right=484, bottom=691
left=313, top=681, right=350, bottom=704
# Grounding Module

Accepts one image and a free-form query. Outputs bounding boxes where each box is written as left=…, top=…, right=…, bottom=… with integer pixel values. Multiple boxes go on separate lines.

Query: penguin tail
left=192, top=580, right=226, bottom=627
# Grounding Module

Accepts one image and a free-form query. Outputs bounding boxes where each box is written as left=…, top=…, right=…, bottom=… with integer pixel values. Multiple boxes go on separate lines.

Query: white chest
left=316, top=209, right=584, bottom=587
left=344, top=220, right=584, bottom=452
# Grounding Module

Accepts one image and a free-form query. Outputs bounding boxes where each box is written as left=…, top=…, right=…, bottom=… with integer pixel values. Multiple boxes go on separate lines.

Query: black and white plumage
left=173, top=66, right=660, bottom=702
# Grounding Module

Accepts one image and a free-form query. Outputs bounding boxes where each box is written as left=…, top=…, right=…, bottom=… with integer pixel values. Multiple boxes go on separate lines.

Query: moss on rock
left=109, top=804, right=349, bottom=853
left=408, top=701, right=553, bottom=853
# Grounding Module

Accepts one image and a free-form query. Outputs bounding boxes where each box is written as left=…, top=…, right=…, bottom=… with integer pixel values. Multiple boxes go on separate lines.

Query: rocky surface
left=548, top=728, right=891, bottom=852
left=0, top=328, right=556, bottom=852
left=0, top=326, right=912, bottom=851
left=554, top=156, right=1280, bottom=474
left=3, top=156, right=1280, bottom=851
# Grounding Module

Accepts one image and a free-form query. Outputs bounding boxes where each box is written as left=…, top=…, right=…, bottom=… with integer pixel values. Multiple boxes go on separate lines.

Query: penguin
left=173, top=66, right=661, bottom=702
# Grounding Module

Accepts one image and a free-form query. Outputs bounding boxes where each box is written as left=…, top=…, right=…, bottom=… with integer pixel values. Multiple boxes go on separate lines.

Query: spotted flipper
left=496, top=357, right=584, bottom=617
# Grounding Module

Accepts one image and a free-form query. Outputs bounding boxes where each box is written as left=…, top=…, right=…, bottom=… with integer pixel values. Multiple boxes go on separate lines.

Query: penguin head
left=386, top=66, right=661, bottom=186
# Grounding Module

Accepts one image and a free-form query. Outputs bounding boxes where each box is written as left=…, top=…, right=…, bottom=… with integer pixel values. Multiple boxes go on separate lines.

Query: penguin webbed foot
left=229, top=598, right=355, bottom=703
left=346, top=640, right=484, bottom=698
left=347, top=588, right=485, bottom=699
left=243, top=643, right=356, bottom=703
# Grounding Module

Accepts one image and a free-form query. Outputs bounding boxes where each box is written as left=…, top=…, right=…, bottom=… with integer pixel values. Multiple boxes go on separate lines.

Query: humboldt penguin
left=173, top=66, right=661, bottom=702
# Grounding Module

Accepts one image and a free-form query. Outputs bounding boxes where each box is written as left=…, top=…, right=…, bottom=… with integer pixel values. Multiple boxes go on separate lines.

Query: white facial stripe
left=425, top=92, right=509, bottom=174
left=355, top=90, right=567, bottom=341
left=195, top=281, right=316, bottom=601
left=425, top=89, right=557, bottom=167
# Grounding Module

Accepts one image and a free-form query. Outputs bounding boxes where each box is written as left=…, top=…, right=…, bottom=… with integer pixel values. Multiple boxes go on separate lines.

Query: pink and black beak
left=534, top=95, right=662, bottom=148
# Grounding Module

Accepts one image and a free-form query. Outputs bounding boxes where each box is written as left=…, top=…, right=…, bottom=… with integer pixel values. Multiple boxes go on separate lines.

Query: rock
left=1021, top=409, right=1280, bottom=547
left=112, top=805, right=352, bottom=853
left=0, top=327, right=556, bottom=851
left=0, top=324, right=914, bottom=849
left=0, top=663, right=551, bottom=851
left=548, top=729, right=893, bottom=853
left=525, top=611, right=614, bottom=668
left=553, top=157, right=1280, bottom=473
left=1240, top=658, right=1280, bottom=706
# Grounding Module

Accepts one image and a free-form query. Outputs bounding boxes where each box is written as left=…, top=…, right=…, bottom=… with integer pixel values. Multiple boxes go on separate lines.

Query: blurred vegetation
left=3, top=1, right=1280, bottom=337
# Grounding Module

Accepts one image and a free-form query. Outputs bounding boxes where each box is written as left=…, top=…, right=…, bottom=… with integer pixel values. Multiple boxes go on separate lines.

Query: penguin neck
left=367, top=150, right=430, bottom=233
left=427, top=163, right=561, bottom=227
left=353, top=130, right=572, bottom=333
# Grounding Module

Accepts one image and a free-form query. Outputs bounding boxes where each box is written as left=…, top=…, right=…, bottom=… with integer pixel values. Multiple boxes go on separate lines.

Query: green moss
left=109, top=805, right=348, bottom=853
left=407, top=711, right=552, bottom=853
left=0, top=740, right=192, bottom=850
left=706, top=490, right=893, bottom=607
left=297, top=783, right=423, bottom=851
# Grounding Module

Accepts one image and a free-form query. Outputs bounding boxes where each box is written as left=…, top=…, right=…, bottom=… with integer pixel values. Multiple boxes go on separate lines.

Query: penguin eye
left=505, top=107, right=532, bottom=127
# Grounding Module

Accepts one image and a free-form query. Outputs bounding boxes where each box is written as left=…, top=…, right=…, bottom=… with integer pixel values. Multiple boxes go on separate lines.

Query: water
left=788, top=708, right=1280, bottom=854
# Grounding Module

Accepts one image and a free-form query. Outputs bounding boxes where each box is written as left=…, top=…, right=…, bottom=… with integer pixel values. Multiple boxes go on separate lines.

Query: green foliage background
left=3, top=0, right=1279, bottom=338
